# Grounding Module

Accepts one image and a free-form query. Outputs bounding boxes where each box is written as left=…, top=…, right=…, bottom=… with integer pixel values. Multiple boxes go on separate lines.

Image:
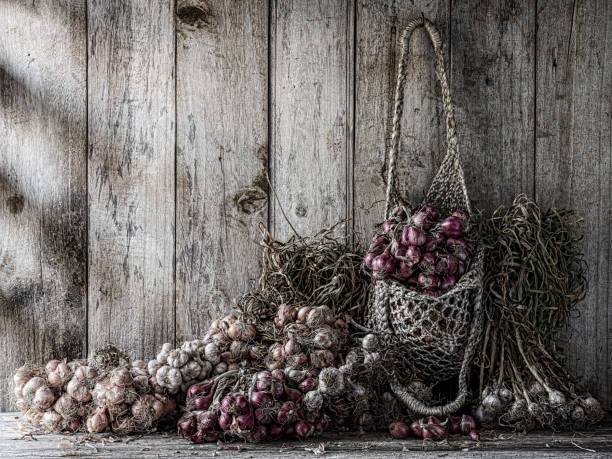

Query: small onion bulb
left=41, top=411, right=63, bottom=432
left=32, top=386, right=56, bottom=410
left=86, top=408, right=108, bottom=433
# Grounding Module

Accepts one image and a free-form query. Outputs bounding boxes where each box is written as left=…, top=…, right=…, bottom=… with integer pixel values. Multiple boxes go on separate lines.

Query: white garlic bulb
left=167, top=349, right=190, bottom=368
left=156, top=365, right=182, bottom=390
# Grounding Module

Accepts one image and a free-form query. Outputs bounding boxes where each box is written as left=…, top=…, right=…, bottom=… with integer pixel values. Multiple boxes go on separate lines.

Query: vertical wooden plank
left=536, top=0, right=612, bottom=409
left=88, top=0, right=175, bottom=355
left=175, top=0, right=269, bottom=340
left=353, top=0, right=450, bottom=246
left=270, top=0, right=352, bottom=240
left=0, top=1, right=86, bottom=410
left=451, top=0, right=535, bottom=212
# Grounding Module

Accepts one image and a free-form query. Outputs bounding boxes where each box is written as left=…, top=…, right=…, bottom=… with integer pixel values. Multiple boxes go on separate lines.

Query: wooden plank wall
left=0, top=0, right=610, bottom=410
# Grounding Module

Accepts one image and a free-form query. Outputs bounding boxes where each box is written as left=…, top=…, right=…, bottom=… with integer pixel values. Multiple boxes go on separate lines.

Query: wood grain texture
left=450, top=0, right=535, bottom=212
left=1, top=413, right=612, bottom=457
left=175, top=0, right=269, bottom=341
left=353, top=0, right=450, bottom=247
left=0, top=1, right=86, bottom=410
left=536, top=0, right=612, bottom=409
left=87, top=0, right=175, bottom=356
left=270, top=0, right=352, bottom=240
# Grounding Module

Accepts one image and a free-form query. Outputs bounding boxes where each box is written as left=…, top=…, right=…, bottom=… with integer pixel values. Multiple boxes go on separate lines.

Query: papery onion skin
left=250, top=391, right=273, bottom=409
left=277, top=401, right=298, bottom=424
left=419, top=252, right=436, bottom=274
left=423, top=233, right=443, bottom=251
left=218, top=412, right=233, bottom=431
left=390, top=241, right=406, bottom=258
left=382, top=220, right=396, bottom=234
left=452, top=209, right=469, bottom=223
left=268, top=423, right=284, bottom=440
left=187, top=380, right=214, bottom=399
left=394, top=262, right=414, bottom=281
left=460, top=414, right=476, bottom=435
left=255, top=371, right=273, bottom=391
left=403, top=226, right=427, bottom=246
left=197, top=411, right=218, bottom=430
left=233, top=412, right=254, bottom=431
left=410, top=420, right=424, bottom=437
left=389, top=421, right=410, bottom=439
left=418, top=273, right=440, bottom=289
left=271, top=368, right=286, bottom=381
left=252, top=425, right=268, bottom=442
left=255, top=408, right=273, bottom=425
left=220, top=394, right=236, bottom=414
left=295, top=420, right=314, bottom=438
left=234, top=394, right=250, bottom=415
left=193, top=394, right=212, bottom=411
left=403, top=246, right=421, bottom=266
left=411, top=211, right=433, bottom=230
left=285, top=387, right=303, bottom=403
left=435, top=255, right=458, bottom=276
left=178, top=414, right=197, bottom=437
left=440, top=275, right=457, bottom=290
left=448, top=415, right=461, bottom=434
left=422, top=423, right=446, bottom=441
left=371, top=254, right=396, bottom=274
left=440, top=216, right=464, bottom=237
left=299, top=377, right=317, bottom=393
left=368, top=237, right=386, bottom=255
left=422, top=205, right=439, bottom=220
left=45, top=360, right=61, bottom=374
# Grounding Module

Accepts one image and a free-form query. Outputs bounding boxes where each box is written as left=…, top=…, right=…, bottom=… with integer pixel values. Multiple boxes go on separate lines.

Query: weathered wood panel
left=536, top=0, right=612, bottom=409
left=2, top=413, right=612, bottom=458
left=353, top=0, right=450, bottom=246
left=87, top=0, right=175, bottom=355
left=270, top=0, right=352, bottom=240
left=0, top=1, right=86, bottom=410
left=175, top=0, right=269, bottom=341
left=451, top=0, right=535, bottom=211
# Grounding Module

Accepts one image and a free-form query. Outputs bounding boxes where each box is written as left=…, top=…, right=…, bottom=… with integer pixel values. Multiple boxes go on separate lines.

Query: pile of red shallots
left=389, top=414, right=479, bottom=441
left=12, top=350, right=176, bottom=434
left=364, top=205, right=471, bottom=295
left=176, top=305, right=369, bottom=443
left=179, top=369, right=314, bottom=442
left=178, top=363, right=369, bottom=443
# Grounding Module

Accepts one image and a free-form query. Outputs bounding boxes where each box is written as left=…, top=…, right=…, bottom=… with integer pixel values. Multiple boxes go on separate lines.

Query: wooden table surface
left=1, top=413, right=611, bottom=458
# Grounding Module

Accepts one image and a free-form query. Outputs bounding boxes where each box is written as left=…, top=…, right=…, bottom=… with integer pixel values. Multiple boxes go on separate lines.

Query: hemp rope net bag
left=366, top=16, right=484, bottom=416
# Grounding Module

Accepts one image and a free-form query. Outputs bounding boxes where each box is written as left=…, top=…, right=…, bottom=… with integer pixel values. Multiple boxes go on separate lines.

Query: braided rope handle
left=384, top=15, right=470, bottom=219
left=390, top=249, right=484, bottom=416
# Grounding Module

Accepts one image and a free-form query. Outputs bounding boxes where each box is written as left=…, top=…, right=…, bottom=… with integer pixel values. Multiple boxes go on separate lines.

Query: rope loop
left=384, top=16, right=470, bottom=219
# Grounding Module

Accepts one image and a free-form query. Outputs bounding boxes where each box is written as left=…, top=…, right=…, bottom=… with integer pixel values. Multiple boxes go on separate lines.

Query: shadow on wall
left=0, top=1, right=87, bottom=410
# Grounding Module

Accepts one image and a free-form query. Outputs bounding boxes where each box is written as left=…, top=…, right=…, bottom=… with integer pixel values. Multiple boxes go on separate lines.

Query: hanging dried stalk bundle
left=258, top=221, right=371, bottom=322
left=472, top=194, right=603, bottom=430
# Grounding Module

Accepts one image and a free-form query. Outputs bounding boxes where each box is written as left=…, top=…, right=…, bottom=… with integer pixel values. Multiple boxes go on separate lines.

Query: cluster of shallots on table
left=364, top=205, right=471, bottom=295
left=176, top=305, right=371, bottom=442
left=389, top=414, right=479, bottom=441
left=12, top=355, right=176, bottom=434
